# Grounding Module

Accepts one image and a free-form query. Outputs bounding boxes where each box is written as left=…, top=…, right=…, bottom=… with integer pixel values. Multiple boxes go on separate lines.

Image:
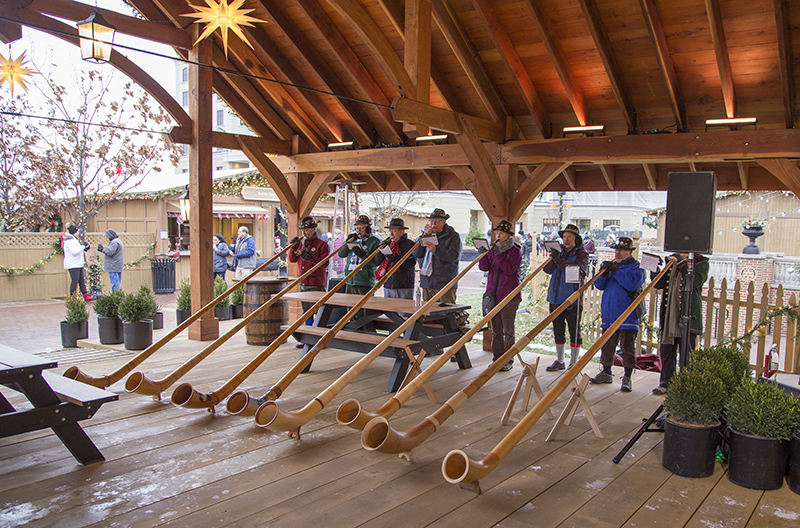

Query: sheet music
left=379, top=245, right=394, bottom=255
left=419, top=235, right=438, bottom=246
left=473, top=238, right=490, bottom=251
left=544, top=240, right=562, bottom=253
left=640, top=252, right=660, bottom=273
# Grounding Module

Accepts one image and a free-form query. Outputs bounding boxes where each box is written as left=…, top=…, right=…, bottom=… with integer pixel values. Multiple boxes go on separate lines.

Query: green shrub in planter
left=214, top=276, right=230, bottom=307
left=118, top=292, right=153, bottom=323
left=664, top=368, right=727, bottom=426
left=727, top=380, right=796, bottom=439
left=65, top=294, right=89, bottom=323
left=230, top=284, right=245, bottom=306
left=693, top=345, right=752, bottom=396
left=93, top=289, right=125, bottom=318
left=176, top=279, right=192, bottom=311
left=137, top=283, right=160, bottom=315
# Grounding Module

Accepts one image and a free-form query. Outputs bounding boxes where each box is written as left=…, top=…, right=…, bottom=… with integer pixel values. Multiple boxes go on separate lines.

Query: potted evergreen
left=118, top=291, right=154, bottom=350
left=61, top=294, right=89, bottom=348
left=93, top=289, right=125, bottom=344
left=790, top=403, right=800, bottom=494
left=213, top=276, right=231, bottom=321
left=176, top=279, right=192, bottom=325
left=138, top=283, right=163, bottom=330
left=662, top=367, right=727, bottom=477
left=726, top=379, right=796, bottom=490
left=230, top=284, right=245, bottom=319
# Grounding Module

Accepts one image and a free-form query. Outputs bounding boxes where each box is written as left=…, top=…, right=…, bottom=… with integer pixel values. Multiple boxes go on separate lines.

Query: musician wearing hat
left=374, top=218, right=416, bottom=299
left=479, top=220, right=522, bottom=372
left=413, top=208, right=462, bottom=305
left=288, top=216, right=330, bottom=324
left=589, top=237, right=645, bottom=392
left=337, top=214, right=381, bottom=294
left=544, top=223, right=590, bottom=371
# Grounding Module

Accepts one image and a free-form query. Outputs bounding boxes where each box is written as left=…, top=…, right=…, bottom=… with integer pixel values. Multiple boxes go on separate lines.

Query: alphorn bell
left=441, top=260, right=674, bottom=491
left=338, top=257, right=551, bottom=431
left=252, top=248, right=492, bottom=437
left=62, top=243, right=297, bottom=388
left=360, top=264, right=602, bottom=456
left=170, top=239, right=389, bottom=412
left=125, top=242, right=343, bottom=399
left=226, top=239, right=421, bottom=416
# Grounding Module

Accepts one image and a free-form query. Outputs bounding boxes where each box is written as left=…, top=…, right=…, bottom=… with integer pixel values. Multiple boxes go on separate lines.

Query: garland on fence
left=720, top=304, right=800, bottom=349
left=123, top=243, right=157, bottom=269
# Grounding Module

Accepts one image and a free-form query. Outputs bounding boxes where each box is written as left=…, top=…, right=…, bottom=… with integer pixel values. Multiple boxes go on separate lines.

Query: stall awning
left=167, top=205, right=271, bottom=222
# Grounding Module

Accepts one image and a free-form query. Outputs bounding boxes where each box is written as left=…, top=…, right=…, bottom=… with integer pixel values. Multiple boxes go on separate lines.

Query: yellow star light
left=183, top=0, right=265, bottom=58
left=0, top=51, right=37, bottom=97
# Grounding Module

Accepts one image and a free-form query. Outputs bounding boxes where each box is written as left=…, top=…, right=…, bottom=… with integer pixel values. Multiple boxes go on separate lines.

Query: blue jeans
left=109, top=272, right=122, bottom=291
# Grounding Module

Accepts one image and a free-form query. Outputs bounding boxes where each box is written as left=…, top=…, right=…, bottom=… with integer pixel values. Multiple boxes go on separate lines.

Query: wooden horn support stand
left=251, top=249, right=492, bottom=437
left=337, top=257, right=551, bottom=433
left=169, top=241, right=388, bottom=412
left=441, top=261, right=674, bottom=494
left=62, top=244, right=295, bottom=389
left=124, top=243, right=344, bottom=400
left=358, top=264, right=602, bottom=460
left=225, top=239, right=421, bottom=417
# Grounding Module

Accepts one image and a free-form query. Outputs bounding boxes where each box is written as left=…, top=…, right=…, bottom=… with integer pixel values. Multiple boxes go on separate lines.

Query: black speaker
left=664, top=172, right=716, bottom=253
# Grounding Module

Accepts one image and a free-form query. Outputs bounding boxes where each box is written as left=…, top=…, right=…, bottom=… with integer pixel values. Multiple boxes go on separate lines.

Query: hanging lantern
left=77, top=11, right=117, bottom=63
left=178, top=189, right=191, bottom=220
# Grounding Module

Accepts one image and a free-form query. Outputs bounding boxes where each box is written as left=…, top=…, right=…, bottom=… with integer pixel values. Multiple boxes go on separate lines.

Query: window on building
left=216, top=166, right=223, bottom=171
left=181, top=67, right=188, bottom=83
left=543, top=218, right=559, bottom=234
left=182, top=91, right=188, bottom=106
left=603, top=219, right=620, bottom=230
left=574, top=219, right=591, bottom=232
left=216, top=110, right=224, bottom=126
left=182, top=168, right=188, bottom=173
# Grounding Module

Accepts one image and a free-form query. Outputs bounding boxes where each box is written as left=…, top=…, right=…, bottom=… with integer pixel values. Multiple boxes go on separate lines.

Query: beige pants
left=234, top=267, right=254, bottom=281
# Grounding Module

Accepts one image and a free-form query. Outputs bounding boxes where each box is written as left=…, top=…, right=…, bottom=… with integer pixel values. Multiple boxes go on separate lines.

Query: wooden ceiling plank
left=237, top=135, right=299, bottom=213
left=738, top=162, right=750, bottom=190
left=404, top=0, right=432, bottom=138
left=299, top=172, right=339, bottom=218
left=642, top=163, right=658, bottom=190
left=471, top=0, right=551, bottom=138
left=562, top=167, right=577, bottom=191
left=293, top=0, right=403, bottom=144
left=364, top=171, right=386, bottom=191
left=391, top=97, right=505, bottom=143
left=455, top=115, right=506, bottom=217
left=522, top=0, right=589, bottom=127
left=756, top=159, right=800, bottom=198
left=326, top=0, right=416, bottom=99
left=598, top=164, right=615, bottom=190
left=639, top=0, right=687, bottom=131
left=575, top=0, right=637, bottom=134
left=421, top=168, right=441, bottom=190
left=704, top=0, right=736, bottom=118
left=509, top=163, right=571, bottom=221
left=392, top=170, right=413, bottom=191
left=775, top=0, right=795, bottom=129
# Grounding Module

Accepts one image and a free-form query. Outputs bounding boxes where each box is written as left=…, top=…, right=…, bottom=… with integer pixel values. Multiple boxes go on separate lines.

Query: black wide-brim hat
left=299, top=216, right=317, bottom=229
left=493, top=220, right=514, bottom=236
left=558, top=223, right=582, bottom=245
left=612, top=236, right=636, bottom=251
left=386, top=218, right=408, bottom=230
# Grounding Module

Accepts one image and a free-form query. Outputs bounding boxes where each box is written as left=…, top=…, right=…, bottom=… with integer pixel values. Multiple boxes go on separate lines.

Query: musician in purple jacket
left=479, top=220, right=522, bottom=372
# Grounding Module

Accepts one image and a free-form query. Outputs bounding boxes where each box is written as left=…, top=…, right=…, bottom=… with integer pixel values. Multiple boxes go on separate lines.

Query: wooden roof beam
left=421, top=168, right=441, bottom=190
left=575, top=0, right=637, bottom=134
left=364, top=171, right=387, bottom=191
left=561, top=167, right=577, bottom=191
left=704, top=0, right=736, bottom=118
left=392, top=170, right=412, bottom=191
left=472, top=0, right=551, bottom=137
left=775, top=0, right=795, bottom=129
left=404, top=0, right=432, bottom=138
left=299, top=172, right=339, bottom=218
left=756, top=159, right=800, bottom=198
left=391, top=97, right=505, bottom=143
left=237, top=135, right=298, bottom=214
left=169, top=128, right=292, bottom=157
left=450, top=166, right=503, bottom=223
left=737, top=162, right=749, bottom=190
left=455, top=115, right=506, bottom=218
left=639, top=0, right=687, bottom=131
left=642, top=163, right=658, bottom=190
left=508, top=163, right=571, bottom=221
left=522, top=0, right=589, bottom=127
left=0, top=0, right=21, bottom=43
left=599, top=164, right=615, bottom=190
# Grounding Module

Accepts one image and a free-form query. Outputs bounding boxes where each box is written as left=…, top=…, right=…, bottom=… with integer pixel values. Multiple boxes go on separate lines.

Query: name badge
left=565, top=265, right=581, bottom=284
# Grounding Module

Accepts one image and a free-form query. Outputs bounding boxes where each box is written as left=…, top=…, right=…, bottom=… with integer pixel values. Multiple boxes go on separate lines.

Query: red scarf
left=375, top=239, right=402, bottom=279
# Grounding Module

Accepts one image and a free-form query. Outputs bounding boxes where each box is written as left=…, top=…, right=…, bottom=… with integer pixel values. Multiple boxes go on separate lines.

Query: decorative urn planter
left=741, top=226, right=764, bottom=254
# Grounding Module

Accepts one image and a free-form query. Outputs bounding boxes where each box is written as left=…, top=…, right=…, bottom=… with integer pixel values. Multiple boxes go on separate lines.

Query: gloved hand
left=83, top=243, right=91, bottom=252
left=300, top=249, right=313, bottom=261
left=346, top=233, right=358, bottom=242
left=289, top=236, right=300, bottom=246
left=600, top=260, right=618, bottom=277
left=351, top=246, right=366, bottom=258
left=97, top=244, right=104, bottom=252
left=549, top=248, right=560, bottom=260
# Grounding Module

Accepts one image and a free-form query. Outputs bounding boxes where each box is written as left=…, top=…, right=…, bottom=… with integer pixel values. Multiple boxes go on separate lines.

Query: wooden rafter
left=522, top=0, right=589, bottom=127
left=455, top=115, right=505, bottom=217
left=497, top=164, right=518, bottom=206
left=403, top=0, right=431, bottom=139
left=391, top=97, right=505, bottom=143
left=599, top=164, right=615, bottom=190
left=775, top=0, right=795, bottom=129
left=737, top=162, right=749, bottom=190
left=642, top=163, right=657, bottom=190
left=756, top=159, right=800, bottom=198
left=0, top=0, right=21, bottom=42
left=450, top=166, right=501, bottom=222
left=704, top=0, right=735, bottom=118
left=420, top=168, right=441, bottom=190
left=392, top=170, right=413, bottom=191
left=639, top=0, right=687, bottom=131
left=237, top=135, right=299, bottom=213
left=299, top=172, right=339, bottom=218
left=169, top=127, right=291, bottom=156
left=561, top=167, right=577, bottom=191
left=575, top=0, right=637, bottom=134
left=364, top=171, right=387, bottom=191
left=508, top=163, right=571, bottom=221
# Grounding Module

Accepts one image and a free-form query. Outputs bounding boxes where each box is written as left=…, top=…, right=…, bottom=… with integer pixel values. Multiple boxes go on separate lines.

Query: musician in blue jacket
left=589, top=237, right=645, bottom=392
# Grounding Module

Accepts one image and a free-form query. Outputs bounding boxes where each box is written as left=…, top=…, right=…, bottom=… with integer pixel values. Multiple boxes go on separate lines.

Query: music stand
left=612, top=253, right=695, bottom=464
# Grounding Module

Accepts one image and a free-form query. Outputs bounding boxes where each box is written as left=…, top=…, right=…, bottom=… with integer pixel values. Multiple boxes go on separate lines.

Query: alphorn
left=338, top=257, right=551, bottom=431
left=441, top=260, right=674, bottom=490
left=62, top=243, right=296, bottom=388
left=253, top=249, right=491, bottom=436
left=170, top=239, right=388, bottom=411
left=125, top=242, right=344, bottom=399
left=360, top=265, right=602, bottom=455
left=226, top=239, right=421, bottom=416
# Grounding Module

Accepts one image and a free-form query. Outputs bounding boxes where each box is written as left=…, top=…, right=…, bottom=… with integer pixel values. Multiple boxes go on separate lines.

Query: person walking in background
left=97, top=229, right=124, bottom=291
left=479, top=220, right=522, bottom=372
left=521, top=233, right=533, bottom=277
left=589, top=237, right=645, bottom=392
left=230, top=226, right=257, bottom=281
left=63, top=225, right=92, bottom=300
left=337, top=215, right=381, bottom=294
left=544, top=224, right=589, bottom=371
left=374, top=218, right=416, bottom=299
left=212, top=234, right=229, bottom=284
left=288, top=216, right=330, bottom=333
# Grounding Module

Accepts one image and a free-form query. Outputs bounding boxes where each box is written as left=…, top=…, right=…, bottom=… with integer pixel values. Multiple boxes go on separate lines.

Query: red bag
left=613, top=352, right=662, bottom=372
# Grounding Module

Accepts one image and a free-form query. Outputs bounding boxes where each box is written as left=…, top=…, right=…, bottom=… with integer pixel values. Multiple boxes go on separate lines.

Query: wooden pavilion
left=3, top=0, right=799, bottom=343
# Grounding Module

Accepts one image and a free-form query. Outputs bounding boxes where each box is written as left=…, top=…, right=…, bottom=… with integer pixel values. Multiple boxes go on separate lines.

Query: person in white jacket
left=63, top=225, right=93, bottom=301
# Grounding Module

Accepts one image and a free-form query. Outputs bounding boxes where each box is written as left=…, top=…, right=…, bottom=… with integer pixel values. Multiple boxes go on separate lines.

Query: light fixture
left=0, top=50, right=36, bottom=96
left=704, top=117, right=758, bottom=131
left=415, top=134, right=449, bottom=145
left=327, top=141, right=355, bottom=151
left=76, top=11, right=116, bottom=63
left=183, top=0, right=266, bottom=59
left=179, top=189, right=191, bottom=221
left=562, top=125, right=605, bottom=137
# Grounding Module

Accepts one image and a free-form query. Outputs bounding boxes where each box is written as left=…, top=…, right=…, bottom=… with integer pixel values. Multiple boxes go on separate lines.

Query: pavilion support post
left=187, top=30, right=218, bottom=341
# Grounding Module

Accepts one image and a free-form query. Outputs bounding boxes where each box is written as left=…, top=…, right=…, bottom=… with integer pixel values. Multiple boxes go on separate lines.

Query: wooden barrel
left=244, top=277, right=289, bottom=345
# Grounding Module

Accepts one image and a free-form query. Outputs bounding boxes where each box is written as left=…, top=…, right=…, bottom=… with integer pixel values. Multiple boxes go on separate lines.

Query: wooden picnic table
left=282, top=292, right=473, bottom=392
left=0, top=345, right=117, bottom=464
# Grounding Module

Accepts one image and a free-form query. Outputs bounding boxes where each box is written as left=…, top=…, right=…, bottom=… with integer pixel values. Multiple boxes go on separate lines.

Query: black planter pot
left=662, top=418, right=720, bottom=478
left=728, top=428, right=789, bottom=490
left=789, top=433, right=800, bottom=495
left=148, top=312, right=164, bottom=330
left=61, top=321, right=89, bottom=348
left=214, top=305, right=232, bottom=321
left=231, top=305, right=244, bottom=319
left=123, top=319, right=153, bottom=351
left=742, top=226, right=764, bottom=255
left=176, top=309, right=191, bottom=326
left=97, top=316, right=124, bottom=345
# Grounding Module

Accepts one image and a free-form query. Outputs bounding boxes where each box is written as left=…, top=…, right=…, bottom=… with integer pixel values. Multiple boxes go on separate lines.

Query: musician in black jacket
left=374, top=218, right=416, bottom=299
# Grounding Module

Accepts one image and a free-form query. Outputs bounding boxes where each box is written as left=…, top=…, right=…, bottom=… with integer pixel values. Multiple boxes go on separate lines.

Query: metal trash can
left=150, top=254, right=177, bottom=293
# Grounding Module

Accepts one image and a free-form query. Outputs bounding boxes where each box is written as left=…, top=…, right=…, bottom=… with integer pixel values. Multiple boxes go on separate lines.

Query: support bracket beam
left=237, top=135, right=298, bottom=213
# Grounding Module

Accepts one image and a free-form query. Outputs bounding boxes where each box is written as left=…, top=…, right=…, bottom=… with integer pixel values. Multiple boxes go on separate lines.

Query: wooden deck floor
left=1, top=325, right=799, bottom=528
